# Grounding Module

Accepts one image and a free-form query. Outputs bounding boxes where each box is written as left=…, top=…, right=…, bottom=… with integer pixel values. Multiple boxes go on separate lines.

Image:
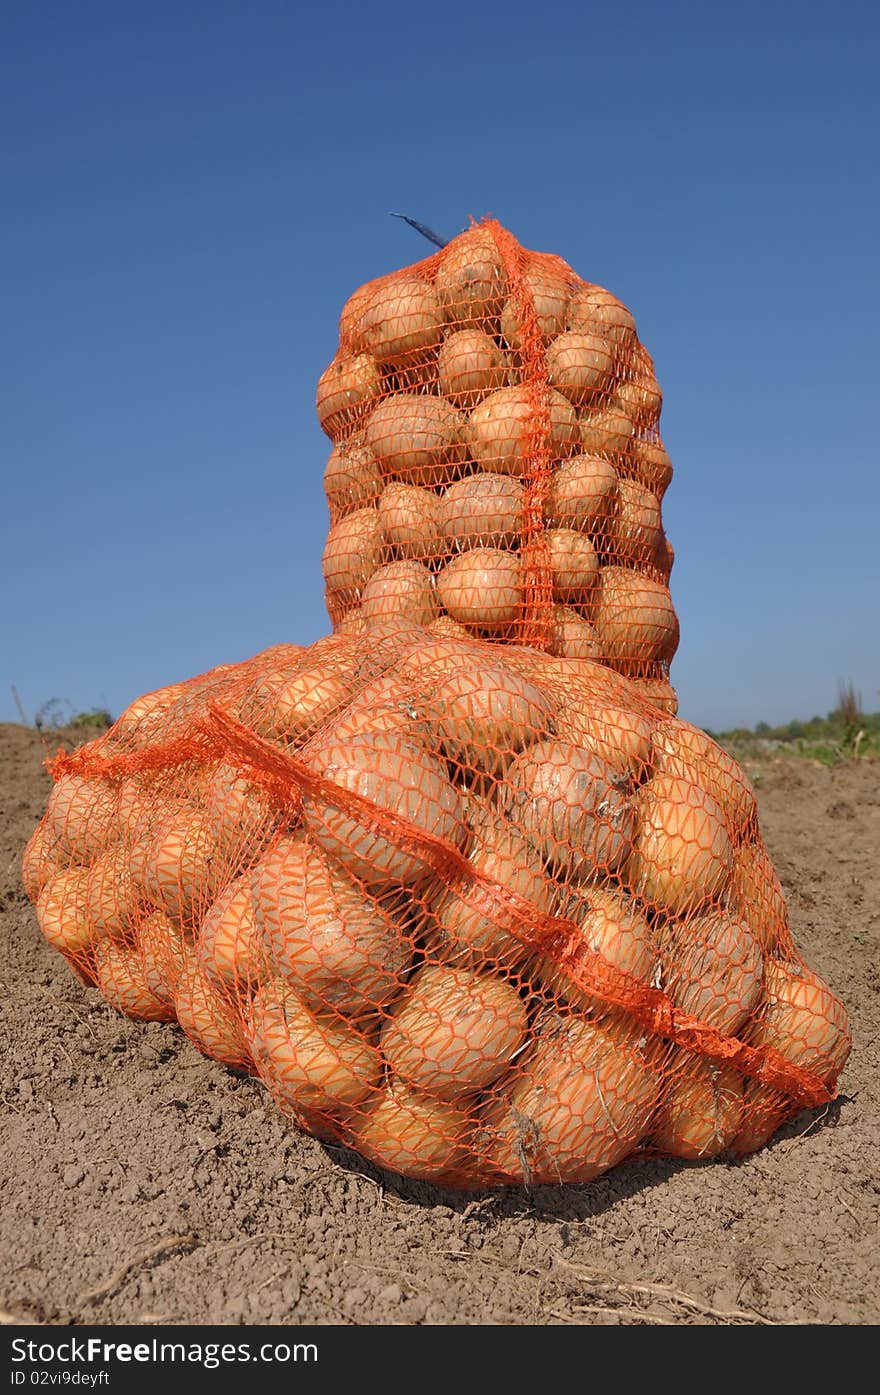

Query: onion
left=628, top=676, right=678, bottom=716
left=316, top=353, right=382, bottom=439
left=433, top=806, right=556, bottom=965
left=610, top=479, right=663, bottom=563
left=260, top=654, right=359, bottom=746
left=428, top=614, right=473, bottom=641
left=381, top=963, right=528, bottom=1100
left=729, top=840, right=789, bottom=953
left=547, top=332, right=614, bottom=406
left=744, top=959, right=850, bottom=1085
left=198, top=874, right=265, bottom=990
left=554, top=699, right=652, bottom=781
left=566, top=285, right=637, bottom=349
left=630, top=437, right=673, bottom=497
left=545, top=527, right=599, bottom=601
left=302, top=732, right=468, bottom=887
left=203, top=763, right=277, bottom=857
left=659, top=910, right=763, bottom=1035
left=324, top=438, right=384, bottom=520
left=253, top=835, right=412, bottom=1013
left=84, top=848, right=139, bottom=940
left=247, top=983, right=380, bottom=1114
left=94, top=938, right=175, bottom=1022
left=627, top=774, right=734, bottom=915
left=337, top=608, right=366, bottom=637
left=615, top=349, right=662, bottom=428
left=175, top=956, right=253, bottom=1070
left=469, top=386, right=578, bottom=476
left=322, top=507, right=384, bottom=597
left=45, top=774, right=119, bottom=861
left=351, top=1078, right=468, bottom=1181
left=365, top=394, right=466, bottom=487
left=578, top=406, right=635, bottom=460
left=360, top=560, right=438, bottom=628
left=318, top=672, right=427, bottom=745
left=594, top=567, right=679, bottom=665
left=434, top=229, right=508, bottom=329
left=378, top=482, right=442, bottom=561
left=35, top=866, right=94, bottom=957
left=729, top=1081, right=790, bottom=1156
left=545, top=454, right=617, bottom=532
left=478, top=1013, right=659, bottom=1184
left=350, top=276, right=441, bottom=366
left=500, top=264, right=570, bottom=349
left=436, top=548, right=522, bottom=631
left=501, top=739, right=634, bottom=878
left=138, top=908, right=184, bottom=1008
left=651, top=720, right=757, bottom=840
left=141, top=810, right=224, bottom=926
left=534, top=886, right=656, bottom=1015
left=111, top=682, right=185, bottom=743
left=550, top=606, right=600, bottom=659
left=438, top=328, right=508, bottom=405
left=652, top=1054, right=745, bottom=1159
left=439, top=473, right=524, bottom=550
left=421, top=660, right=554, bottom=776
left=21, top=820, right=68, bottom=902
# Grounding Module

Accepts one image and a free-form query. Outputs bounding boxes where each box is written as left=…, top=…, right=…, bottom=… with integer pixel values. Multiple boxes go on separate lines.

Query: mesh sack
left=23, top=627, right=849, bottom=1188
left=318, top=220, right=678, bottom=712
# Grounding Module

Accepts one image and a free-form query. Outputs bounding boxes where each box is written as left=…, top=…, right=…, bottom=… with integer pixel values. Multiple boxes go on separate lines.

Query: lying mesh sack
left=318, top=220, right=678, bottom=711
left=23, top=627, right=849, bottom=1187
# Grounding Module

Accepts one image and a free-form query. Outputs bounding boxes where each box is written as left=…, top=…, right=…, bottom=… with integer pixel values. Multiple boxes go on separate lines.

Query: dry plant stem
left=77, top=1234, right=199, bottom=1307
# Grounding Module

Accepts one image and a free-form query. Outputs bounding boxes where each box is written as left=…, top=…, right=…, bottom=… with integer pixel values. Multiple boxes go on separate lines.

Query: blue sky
left=2, top=0, right=878, bottom=731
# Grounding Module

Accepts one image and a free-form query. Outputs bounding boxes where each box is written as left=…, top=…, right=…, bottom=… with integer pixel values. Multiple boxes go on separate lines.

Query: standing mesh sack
left=23, top=628, right=849, bottom=1187
left=318, top=220, right=678, bottom=713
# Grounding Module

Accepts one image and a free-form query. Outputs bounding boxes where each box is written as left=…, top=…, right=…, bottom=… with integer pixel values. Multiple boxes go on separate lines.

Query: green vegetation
left=707, top=686, right=879, bottom=765
left=68, top=709, right=113, bottom=731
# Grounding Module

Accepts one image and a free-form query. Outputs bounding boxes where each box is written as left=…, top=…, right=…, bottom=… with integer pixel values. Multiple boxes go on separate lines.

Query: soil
left=2, top=721, right=877, bottom=1327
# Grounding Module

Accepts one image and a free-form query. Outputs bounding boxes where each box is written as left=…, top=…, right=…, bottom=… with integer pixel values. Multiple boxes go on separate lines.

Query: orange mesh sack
left=318, top=220, right=678, bottom=713
left=23, top=627, right=849, bottom=1188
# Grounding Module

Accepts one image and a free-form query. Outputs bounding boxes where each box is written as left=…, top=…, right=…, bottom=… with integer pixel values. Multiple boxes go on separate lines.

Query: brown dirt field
left=1, top=721, right=877, bottom=1327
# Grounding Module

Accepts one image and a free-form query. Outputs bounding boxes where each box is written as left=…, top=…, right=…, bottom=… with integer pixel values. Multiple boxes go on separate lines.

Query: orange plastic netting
left=318, top=220, right=678, bottom=709
left=23, top=628, right=850, bottom=1187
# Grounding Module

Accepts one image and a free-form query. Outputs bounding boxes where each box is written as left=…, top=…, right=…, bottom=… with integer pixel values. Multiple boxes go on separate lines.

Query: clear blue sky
left=2, top=0, right=878, bottom=732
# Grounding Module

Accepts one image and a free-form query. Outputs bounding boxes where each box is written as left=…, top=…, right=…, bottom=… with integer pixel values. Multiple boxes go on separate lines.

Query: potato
left=629, top=436, right=673, bottom=497
left=45, top=774, right=119, bottom=861
left=555, top=698, right=653, bottom=780
left=550, top=605, right=600, bottom=659
left=578, top=406, right=635, bottom=460
left=729, top=840, right=790, bottom=953
left=545, top=528, right=599, bottom=601
left=651, top=720, right=757, bottom=841
left=421, top=660, right=554, bottom=775
left=175, top=956, right=253, bottom=1070
left=198, top=874, right=265, bottom=990
left=652, top=1055, right=745, bottom=1159
left=744, top=959, right=850, bottom=1085
left=94, top=939, right=175, bottom=1022
left=610, top=479, right=664, bottom=563
left=351, top=1078, right=468, bottom=1181
left=534, top=886, right=656, bottom=1016
left=35, top=866, right=95, bottom=958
